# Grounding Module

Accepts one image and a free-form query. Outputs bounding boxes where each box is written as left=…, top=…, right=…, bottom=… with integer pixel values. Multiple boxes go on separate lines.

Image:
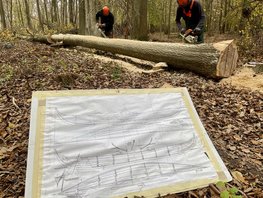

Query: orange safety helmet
left=177, top=0, right=189, bottom=7
left=102, top=6, right=110, bottom=16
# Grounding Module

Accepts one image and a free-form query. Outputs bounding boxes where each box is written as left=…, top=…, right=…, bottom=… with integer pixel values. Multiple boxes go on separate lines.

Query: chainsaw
left=96, top=24, right=107, bottom=38
left=180, top=29, right=198, bottom=44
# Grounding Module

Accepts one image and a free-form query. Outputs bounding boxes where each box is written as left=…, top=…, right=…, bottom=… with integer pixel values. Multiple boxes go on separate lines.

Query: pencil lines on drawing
left=52, top=133, right=199, bottom=171
left=52, top=135, right=204, bottom=197
left=59, top=160, right=211, bottom=197
left=53, top=107, right=189, bottom=126
left=111, top=138, right=153, bottom=153
left=93, top=140, right=196, bottom=168
left=51, top=110, right=194, bottom=144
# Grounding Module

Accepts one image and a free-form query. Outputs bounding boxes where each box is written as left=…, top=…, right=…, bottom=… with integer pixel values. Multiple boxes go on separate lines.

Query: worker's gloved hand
left=96, top=23, right=105, bottom=28
left=180, top=28, right=186, bottom=34
left=193, top=27, right=201, bottom=35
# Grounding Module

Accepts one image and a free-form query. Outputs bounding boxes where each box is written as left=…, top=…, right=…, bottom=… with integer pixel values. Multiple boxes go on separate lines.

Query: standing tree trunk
left=205, top=0, right=213, bottom=34
left=16, top=0, right=24, bottom=27
left=43, top=0, right=50, bottom=28
left=61, top=0, right=68, bottom=26
left=65, top=0, right=68, bottom=25
left=239, top=0, right=249, bottom=31
left=164, top=0, right=168, bottom=34
left=167, top=0, right=172, bottom=36
left=61, top=0, right=64, bottom=25
left=139, top=0, right=148, bottom=40
left=131, top=0, right=148, bottom=40
left=36, top=0, right=44, bottom=31
left=69, top=0, right=74, bottom=24
left=74, top=0, right=78, bottom=24
left=24, top=0, right=33, bottom=30
left=51, top=0, right=58, bottom=23
left=0, top=0, right=7, bottom=29
left=219, top=0, right=223, bottom=33
left=79, top=0, right=86, bottom=34
left=9, top=0, right=13, bottom=29
left=86, top=0, right=96, bottom=35
left=222, top=0, right=228, bottom=33
left=124, top=0, right=131, bottom=39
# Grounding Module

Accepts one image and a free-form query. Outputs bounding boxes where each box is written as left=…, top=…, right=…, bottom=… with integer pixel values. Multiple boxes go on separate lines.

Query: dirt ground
left=0, top=39, right=262, bottom=198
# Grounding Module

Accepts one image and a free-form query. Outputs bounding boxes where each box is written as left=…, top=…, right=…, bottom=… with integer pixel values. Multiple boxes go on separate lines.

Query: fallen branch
left=12, top=97, right=20, bottom=111
left=226, top=183, right=248, bottom=198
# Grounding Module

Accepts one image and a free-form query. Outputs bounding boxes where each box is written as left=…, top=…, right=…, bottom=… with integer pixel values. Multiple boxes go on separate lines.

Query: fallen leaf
left=231, top=171, right=248, bottom=184
left=233, top=134, right=242, bottom=141
left=250, top=159, right=262, bottom=166
left=161, top=83, right=174, bottom=88
left=251, top=140, right=260, bottom=145
left=244, top=187, right=253, bottom=193
left=241, top=148, right=250, bottom=153
left=8, top=122, right=16, bottom=129
left=229, top=146, right=236, bottom=151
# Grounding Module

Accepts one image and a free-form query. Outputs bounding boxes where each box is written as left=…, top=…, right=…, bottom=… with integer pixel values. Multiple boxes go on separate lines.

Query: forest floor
left=0, top=35, right=262, bottom=198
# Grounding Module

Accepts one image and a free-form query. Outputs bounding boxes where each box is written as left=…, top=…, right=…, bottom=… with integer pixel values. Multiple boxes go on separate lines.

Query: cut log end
left=213, top=40, right=238, bottom=78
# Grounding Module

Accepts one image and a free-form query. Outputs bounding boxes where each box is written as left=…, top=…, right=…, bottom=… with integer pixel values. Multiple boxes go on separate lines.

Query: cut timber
left=32, top=34, right=238, bottom=78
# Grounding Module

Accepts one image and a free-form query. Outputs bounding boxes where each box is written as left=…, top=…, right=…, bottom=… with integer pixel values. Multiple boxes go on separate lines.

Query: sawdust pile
left=221, top=67, right=263, bottom=92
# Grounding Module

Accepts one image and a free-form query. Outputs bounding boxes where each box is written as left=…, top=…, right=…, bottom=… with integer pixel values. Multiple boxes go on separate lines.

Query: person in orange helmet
left=96, top=6, right=114, bottom=38
left=176, top=0, right=206, bottom=43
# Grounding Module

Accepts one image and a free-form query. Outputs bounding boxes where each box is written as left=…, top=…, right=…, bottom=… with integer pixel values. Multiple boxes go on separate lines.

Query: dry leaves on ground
left=0, top=40, right=262, bottom=198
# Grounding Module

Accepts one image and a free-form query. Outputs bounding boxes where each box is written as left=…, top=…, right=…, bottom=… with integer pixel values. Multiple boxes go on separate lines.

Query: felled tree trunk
left=33, top=34, right=238, bottom=78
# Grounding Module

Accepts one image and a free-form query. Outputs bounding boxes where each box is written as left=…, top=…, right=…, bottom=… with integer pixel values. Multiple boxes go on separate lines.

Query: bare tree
left=9, top=0, right=13, bottom=29
left=52, top=0, right=59, bottom=23
left=36, top=0, right=44, bottom=31
left=24, top=0, right=33, bottom=29
left=69, top=0, right=74, bottom=24
left=131, top=0, right=148, bottom=40
left=205, top=0, right=213, bottom=33
left=167, top=0, right=172, bottom=36
left=61, top=0, right=68, bottom=25
left=79, top=0, right=86, bottom=34
left=43, top=0, right=50, bottom=28
left=86, top=0, right=96, bottom=35
left=0, top=0, right=7, bottom=29
left=16, top=0, right=24, bottom=27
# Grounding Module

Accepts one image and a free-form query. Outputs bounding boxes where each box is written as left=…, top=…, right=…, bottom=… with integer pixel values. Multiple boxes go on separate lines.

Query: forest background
left=0, top=0, right=262, bottom=58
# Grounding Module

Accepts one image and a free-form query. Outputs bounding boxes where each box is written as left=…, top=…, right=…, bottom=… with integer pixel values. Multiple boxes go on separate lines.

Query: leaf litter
left=0, top=40, right=262, bottom=198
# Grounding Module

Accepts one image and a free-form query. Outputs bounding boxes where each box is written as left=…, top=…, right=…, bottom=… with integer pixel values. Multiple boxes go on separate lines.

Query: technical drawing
left=40, top=93, right=217, bottom=198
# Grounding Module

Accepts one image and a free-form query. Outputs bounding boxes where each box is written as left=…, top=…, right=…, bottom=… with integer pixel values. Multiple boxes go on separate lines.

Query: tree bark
left=131, top=0, right=148, bottom=40
left=79, top=0, right=86, bottom=34
left=17, top=0, right=24, bottom=27
left=69, top=0, right=74, bottom=24
left=24, top=0, right=33, bottom=30
left=43, top=0, right=50, bottom=27
left=51, top=0, right=59, bottom=23
left=36, top=0, right=44, bottom=31
left=167, top=0, right=172, bottom=36
left=9, top=0, right=13, bottom=29
left=0, top=0, right=6, bottom=29
left=86, top=0, right=96, bottom=35
left=32, top=34, right=238, bottom=78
